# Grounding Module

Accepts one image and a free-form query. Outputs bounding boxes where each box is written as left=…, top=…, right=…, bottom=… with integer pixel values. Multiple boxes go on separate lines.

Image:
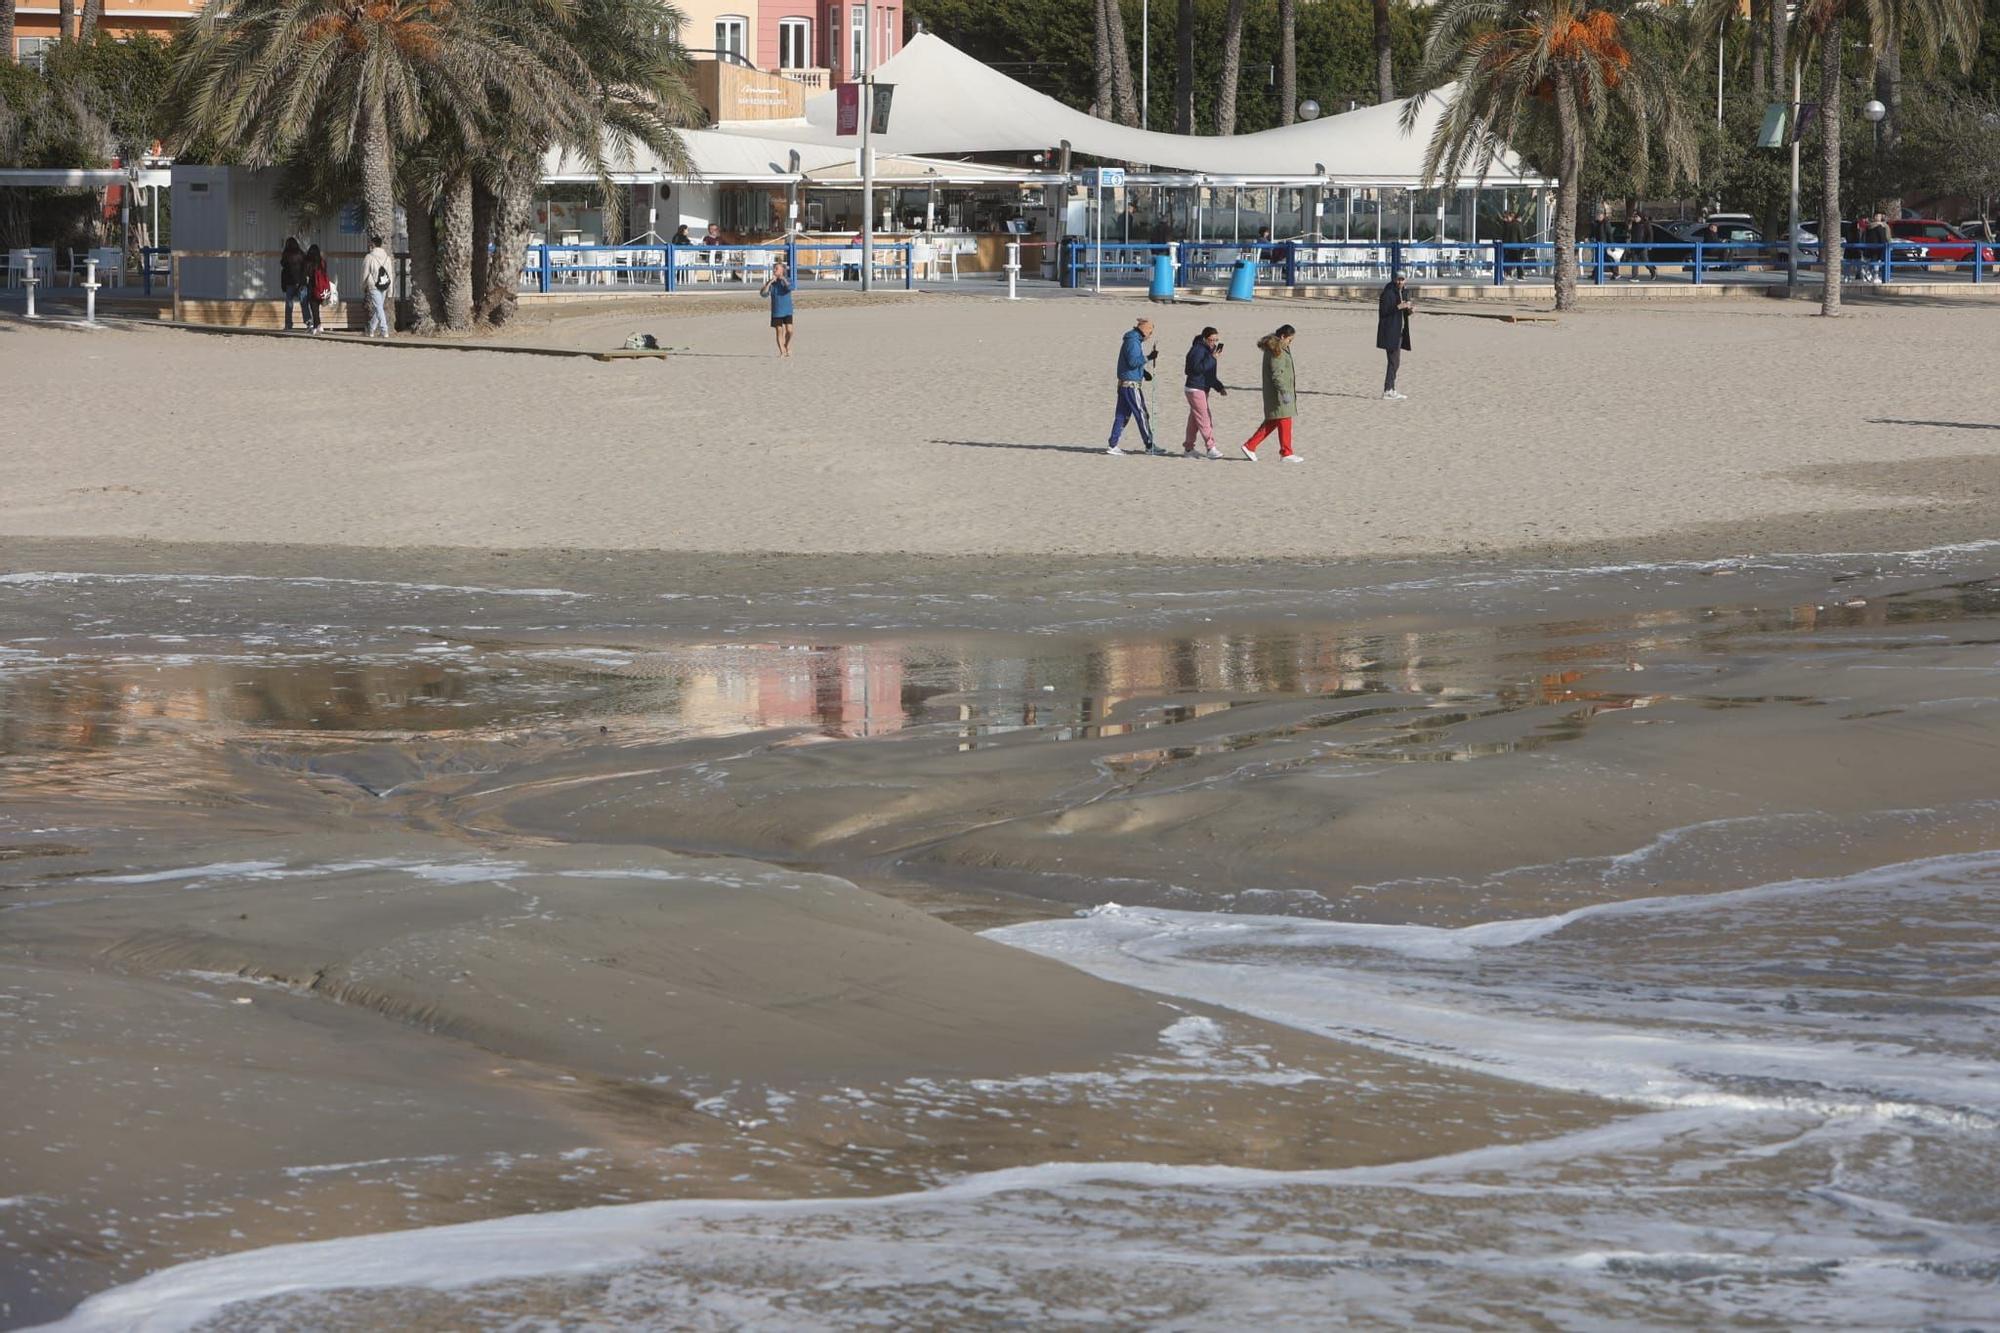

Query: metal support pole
left=1005, top=239, right=1021, bottom=300
left=1094, top=177, right=1103, bottom=294
left=1716, top=27, right=1725, bottom=128
left=22, top=271, right=38, bottom=319
left=1787, top=52, right=1802, bottom=294
left=82, top=257, right=101, bottom=325
left=859, top=3, right=874, bottom=295
left=1141, top=0, right=1150, bottom=131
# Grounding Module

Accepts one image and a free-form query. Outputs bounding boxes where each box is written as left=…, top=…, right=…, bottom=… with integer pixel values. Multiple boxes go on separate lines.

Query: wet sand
left=5, top=535, right=1999, bottom=1328
left=6, top=297, right=2000, bottom=559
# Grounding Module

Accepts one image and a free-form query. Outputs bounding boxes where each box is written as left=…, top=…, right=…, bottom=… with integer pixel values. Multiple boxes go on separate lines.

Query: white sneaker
left=1383, top=390, right=1406, bottom=400
left=1284, top=455, right=1305, bottom=463
left=1242, top=447, right=1259, bottom=462
left=1106, top=445, right=1124, bottom=456
left=1205, top=447, right=1221, bottom=459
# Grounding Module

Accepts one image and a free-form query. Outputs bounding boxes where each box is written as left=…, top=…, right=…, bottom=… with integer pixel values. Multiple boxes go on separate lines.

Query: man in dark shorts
left=760, top=258, right=795, bottom=357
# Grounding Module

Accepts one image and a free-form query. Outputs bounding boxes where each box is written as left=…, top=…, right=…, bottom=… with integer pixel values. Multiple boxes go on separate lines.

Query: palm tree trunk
left=1278, top=0, right=1297, bottom=124
left=1373, top=0, right=1394, bottom=103
left=470, top=178, right=494, bottom=313
left=436, top=170, right=473, bottom=332
left=475, top=164, right=536, bottom=328
left=1770, top=0, right=1788, bottom=88
left=1214, top=0, right=1246, bottom=133
left=403, top=196, right=444, bottom=335
left=1552, top=80, right=1583, bottom=312
left=1092, top=0, right=1114, bottom=119
left=1749, top=0, right=1767, bottom=104
left=57, top=0, right=73, bottom=40
left=1105, top=0, right=1138, bottom=127
left=1173, top=0, right=1195, bottom=134
left=78, top=0, right=100, bottom=40
left=358, top=99, right=397, bottom=252
left=1819, top=15, right=1843, bottom=316
left=2, top=0, right=16, bottom=68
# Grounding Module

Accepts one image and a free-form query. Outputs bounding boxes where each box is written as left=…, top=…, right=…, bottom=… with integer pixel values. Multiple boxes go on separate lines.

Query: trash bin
left=1149, top=252, right=1175, bottom=300
left=1227, top=258, right=1257, bottom=302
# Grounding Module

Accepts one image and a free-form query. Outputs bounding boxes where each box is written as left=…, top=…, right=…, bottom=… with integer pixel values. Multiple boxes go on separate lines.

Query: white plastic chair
left=4, top=250, right=30, bottom=287
left=837, top=247, right=861, bottom=282
left=89, top=247, right=123, bottom=286
left=741, top=250, right=772, bottom=286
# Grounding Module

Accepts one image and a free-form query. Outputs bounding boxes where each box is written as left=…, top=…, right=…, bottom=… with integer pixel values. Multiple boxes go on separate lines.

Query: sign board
left=836, top=82, right=860, bottom=136
left=870, top=83, right=895, bottom=135
left=337, top=202, right=364, bottom=234
left=1092, top=167, right=1126, bottom=189
left=1756, top=103, right=1788, bottom=149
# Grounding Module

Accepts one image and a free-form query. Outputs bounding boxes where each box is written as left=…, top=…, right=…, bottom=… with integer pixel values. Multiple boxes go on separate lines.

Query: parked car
left=1785, top=221, right=1929, bottom=268
left=1659, top=217, right=1773, bottom=268
left=1956, top=218, right=1996, bottom=242
left=1886, top=218, right=1996, bottom=267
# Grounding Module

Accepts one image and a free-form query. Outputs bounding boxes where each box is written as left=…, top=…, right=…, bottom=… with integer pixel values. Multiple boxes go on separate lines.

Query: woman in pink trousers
left=1181, top=326, right=1227, bottom=459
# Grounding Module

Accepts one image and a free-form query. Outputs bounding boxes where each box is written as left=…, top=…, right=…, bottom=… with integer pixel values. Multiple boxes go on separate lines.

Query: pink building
left=814, top=2, right=902, bottom=84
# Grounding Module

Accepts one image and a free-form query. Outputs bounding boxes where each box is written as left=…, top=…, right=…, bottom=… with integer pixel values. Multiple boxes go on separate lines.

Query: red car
left=1886, top=219, right=1997, bottom=266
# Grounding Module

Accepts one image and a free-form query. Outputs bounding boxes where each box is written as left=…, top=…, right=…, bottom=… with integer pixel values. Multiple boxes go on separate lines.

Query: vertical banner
left=870, top=84, right=895, bottom=135
left=836, top=83, right=860, bottom=136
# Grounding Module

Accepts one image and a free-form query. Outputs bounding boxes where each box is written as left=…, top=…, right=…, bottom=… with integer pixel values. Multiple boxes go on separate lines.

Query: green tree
left=1408, top=0, right=1696, bottom=311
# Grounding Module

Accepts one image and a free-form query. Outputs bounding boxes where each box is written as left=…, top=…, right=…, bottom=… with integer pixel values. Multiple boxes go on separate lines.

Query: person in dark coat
left=1497, top=209, right=1525, bottom=278
left=1181, top=326, right=1227, bottom=458
left=1587, top=207, right=1618, bottom=280
left=1378, top=272, right=1413, bottom=400
left=1628, top=213, right=1658, bottom=280
left=279, top=237, right=306, bottom=330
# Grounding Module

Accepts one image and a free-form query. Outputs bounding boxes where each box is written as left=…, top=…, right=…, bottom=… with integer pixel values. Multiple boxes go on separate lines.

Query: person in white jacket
left=362, top=236, right=394, bottom=338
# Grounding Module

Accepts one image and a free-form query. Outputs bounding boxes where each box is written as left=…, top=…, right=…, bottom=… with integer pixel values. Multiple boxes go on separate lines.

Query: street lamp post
left=1141, top=0, right=1149, bottom=131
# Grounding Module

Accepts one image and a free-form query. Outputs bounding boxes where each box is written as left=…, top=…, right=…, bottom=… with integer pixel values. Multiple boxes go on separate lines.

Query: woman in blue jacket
left=1181, top=327, right=1226, bottom=458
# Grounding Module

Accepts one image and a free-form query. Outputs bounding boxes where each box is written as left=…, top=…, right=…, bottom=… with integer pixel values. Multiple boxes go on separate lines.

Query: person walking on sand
left=1182, top=326, right=1226, bottom=459
left=1107, top=317, right=1163, bottom=456
left=301, top=242, right=330, bottom=333
left=760, top=257, right=795, bottom=357
left=279, top=237, right=306, bottom=330
left=1379, top=271, right=1413, bottom=400
left=362, top=235, right=393, bottom=338
left=1239, top=324, right=1301, bottom=462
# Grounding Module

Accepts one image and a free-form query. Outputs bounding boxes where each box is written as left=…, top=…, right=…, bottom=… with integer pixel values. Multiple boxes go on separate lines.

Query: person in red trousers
left=1240, top=324, right=1302, bottom=462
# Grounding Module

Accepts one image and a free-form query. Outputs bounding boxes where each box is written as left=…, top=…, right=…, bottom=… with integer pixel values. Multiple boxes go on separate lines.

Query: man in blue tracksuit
left=1107, top=318, right=1163, bottom=456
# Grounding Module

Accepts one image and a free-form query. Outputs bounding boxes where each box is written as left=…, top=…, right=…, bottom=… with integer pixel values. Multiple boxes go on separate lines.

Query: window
left=715, top=15, right=748, bottom=60
left=778, top=17, right=811, bottom=69
left=17, top=36, right=57, bottom=71
left=878, top=7, right=893, bottom=65
left=851, top=4, right=865, bottom=75
left=827, top=4, right=840, bottom=67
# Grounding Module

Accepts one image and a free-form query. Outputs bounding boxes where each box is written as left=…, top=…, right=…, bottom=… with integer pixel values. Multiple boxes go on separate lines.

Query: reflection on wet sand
left=3, top=569, right=1998, bottom=1328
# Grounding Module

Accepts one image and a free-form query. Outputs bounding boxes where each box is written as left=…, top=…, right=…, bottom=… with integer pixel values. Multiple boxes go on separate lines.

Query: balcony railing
left=777, top=67, right=830, bottom=92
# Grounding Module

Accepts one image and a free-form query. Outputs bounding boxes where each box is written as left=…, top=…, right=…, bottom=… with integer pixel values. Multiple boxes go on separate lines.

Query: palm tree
left=1214, top=0, right=1247, bottom=133
left=78, top=0, right=101, bottom=41
left=466, top=0, right=699, bottom=327
left=58, top=0, right=74, bottom=42
left=1103, top=0, right=1138, bottom=126
left=1278, top=0, right=1296, bottom=124
left=1173, top=0, right=1195, bottom=133
left=1374, top=0, right=1395, bottom=103
left=2, top=0, right=17, bottom=72
left=1407, top=0, right=1696, bottom=312
left=168, top=0, right=504, bottom=246
left=1698, top=0, right=1975, bottom=315
left=1093, top=0, right=1115, bottom=118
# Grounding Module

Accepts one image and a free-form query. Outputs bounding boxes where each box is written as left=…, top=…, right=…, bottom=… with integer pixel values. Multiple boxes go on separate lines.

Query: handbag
left=323, top=277, right=340, bottom=304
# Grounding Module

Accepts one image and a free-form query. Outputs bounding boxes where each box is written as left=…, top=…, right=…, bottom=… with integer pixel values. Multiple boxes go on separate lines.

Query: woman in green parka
left=1239, top=324, right=1302, bottom=462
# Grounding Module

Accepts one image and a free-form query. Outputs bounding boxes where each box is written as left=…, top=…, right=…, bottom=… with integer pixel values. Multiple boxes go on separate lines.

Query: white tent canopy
left=541, top=128, right=855, bottom=184
left=716, top=33, right=1543, bottom=186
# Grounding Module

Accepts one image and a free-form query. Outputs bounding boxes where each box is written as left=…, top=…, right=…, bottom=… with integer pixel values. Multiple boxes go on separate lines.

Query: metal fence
left=1064, top=238, right=1996, bottom=288
left=520, top=241, right=915, bottom=293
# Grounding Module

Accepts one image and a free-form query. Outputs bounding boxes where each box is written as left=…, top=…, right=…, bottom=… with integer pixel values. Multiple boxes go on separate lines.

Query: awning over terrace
left=715, top=33, right=1545, bottom=187
left=541, top=128, right=855, bottom=184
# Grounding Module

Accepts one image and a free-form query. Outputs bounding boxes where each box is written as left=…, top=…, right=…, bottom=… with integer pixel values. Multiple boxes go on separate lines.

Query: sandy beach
left=4, top=294, right=1999, bottom=1330
left=5, top=294, right=2000, bottom=562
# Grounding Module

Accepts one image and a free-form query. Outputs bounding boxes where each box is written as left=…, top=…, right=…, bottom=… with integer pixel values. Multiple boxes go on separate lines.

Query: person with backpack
left=301, top=243, right=330, bottom=333
left=1182, top=326, right=1226, bottom=458
left=1238, top=324, right=1301, bottom=462
left=1106, top=318, right=1163, bottom=456
left=362, top=235, right=393, bottom=338
left=279, top=237, right=306, bottom=330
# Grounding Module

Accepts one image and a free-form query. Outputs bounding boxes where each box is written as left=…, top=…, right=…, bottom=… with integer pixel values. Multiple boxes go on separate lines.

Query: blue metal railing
left=140, top=246, right=172, bottom=296
left=521, top=241, right=915, bottom=293
left=1062, top=238, right=1991, bottom=288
